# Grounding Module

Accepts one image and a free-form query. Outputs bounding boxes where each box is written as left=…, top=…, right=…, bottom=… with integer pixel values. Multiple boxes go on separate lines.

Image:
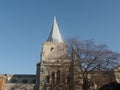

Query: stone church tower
left=35, top=17, right=70, bottom=90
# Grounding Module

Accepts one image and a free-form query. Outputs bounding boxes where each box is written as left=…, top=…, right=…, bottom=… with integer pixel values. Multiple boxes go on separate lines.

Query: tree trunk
left=83, top=78, right=91, bottom=90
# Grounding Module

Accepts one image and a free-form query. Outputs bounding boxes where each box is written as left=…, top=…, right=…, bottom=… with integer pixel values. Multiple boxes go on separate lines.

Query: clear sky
left=0, top=0, right=120, bottom=74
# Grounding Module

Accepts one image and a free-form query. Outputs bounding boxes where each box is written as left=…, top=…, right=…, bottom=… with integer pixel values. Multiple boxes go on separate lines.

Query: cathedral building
left=35, top=17, right=70, bottom=90
left=1, top=17, right=120, bottom=90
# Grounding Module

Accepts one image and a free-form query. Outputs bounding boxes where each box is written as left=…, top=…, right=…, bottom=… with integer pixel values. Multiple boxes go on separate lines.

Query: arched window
left=57, top=70, right=60, bottom=81
left=46, top=76, right=50, bottom=83
left=22, top=79, right=28, bottom=83
left=51, top=71, right=55, bottom=81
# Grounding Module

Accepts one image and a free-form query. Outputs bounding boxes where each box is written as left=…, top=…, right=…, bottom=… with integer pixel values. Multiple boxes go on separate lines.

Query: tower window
left=52, top=71, right=55, bottom=81
left=50, top=47, right=54, bottom=52
left=46, top=76, right=50, bottom=83
left=57, top=70, right=60, bottom=81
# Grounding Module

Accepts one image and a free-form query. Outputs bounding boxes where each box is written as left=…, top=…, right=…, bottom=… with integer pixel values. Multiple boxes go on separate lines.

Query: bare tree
left=67, top=38, right=120, bottom=90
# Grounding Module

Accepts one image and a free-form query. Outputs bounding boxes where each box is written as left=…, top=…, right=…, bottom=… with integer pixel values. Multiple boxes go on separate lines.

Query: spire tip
left=47, top=17, right=63, bottom=42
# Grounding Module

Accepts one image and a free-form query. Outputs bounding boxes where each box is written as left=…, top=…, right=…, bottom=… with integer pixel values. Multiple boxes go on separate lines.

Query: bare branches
left=67, top=38, right=120, bottom=72
left=66, top=38, right=120, bottom=90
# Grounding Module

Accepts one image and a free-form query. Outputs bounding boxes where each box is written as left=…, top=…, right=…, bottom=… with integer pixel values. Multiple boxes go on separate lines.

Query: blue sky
left=0, top=0, right=120, bottom=74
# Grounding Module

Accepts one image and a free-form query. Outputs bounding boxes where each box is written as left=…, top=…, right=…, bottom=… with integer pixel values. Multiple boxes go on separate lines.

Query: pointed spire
left=47, top=16, right=63, bottom=42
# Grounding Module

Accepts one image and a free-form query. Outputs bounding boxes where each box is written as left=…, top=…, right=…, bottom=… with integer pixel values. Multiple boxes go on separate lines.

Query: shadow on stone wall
left=99, top=82, right=120, bottom=90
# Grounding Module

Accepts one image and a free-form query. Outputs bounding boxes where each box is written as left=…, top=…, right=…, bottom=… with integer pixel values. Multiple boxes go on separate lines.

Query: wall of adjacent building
left=1, top=74, right=36, bottom=90
left=5, top=83, right=34, bottom=90
left=0, top=76, right=6, bottom=90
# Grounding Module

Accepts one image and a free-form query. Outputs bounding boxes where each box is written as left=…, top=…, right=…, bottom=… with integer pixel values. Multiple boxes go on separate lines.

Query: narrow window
left=46, top=76, right=50, bottom=83
left=52, top=71, right=55, bottom=81
left=57, top=70, right=60, bottom=81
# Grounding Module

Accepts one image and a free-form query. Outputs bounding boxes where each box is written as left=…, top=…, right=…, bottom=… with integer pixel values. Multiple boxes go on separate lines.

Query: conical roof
left=47, top=17, right=63, bottom=42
